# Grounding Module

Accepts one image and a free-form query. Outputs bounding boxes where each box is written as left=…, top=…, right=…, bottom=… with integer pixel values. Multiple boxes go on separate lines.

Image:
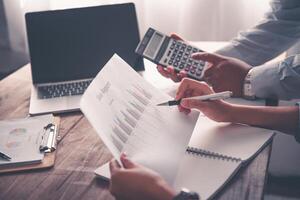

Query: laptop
left=25, top=3, right=144, bottom=115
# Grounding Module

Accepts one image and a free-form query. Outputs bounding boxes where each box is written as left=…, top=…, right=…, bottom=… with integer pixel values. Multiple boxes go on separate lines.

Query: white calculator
left=135, top=27, right=209, bottom=80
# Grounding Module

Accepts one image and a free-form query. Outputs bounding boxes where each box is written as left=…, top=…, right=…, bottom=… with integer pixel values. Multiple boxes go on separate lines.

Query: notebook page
left=188, top=116, right=274, bottom=161
left=80, top=54, right=198, bottom=184
left=174, top=152, right=241, bottom=200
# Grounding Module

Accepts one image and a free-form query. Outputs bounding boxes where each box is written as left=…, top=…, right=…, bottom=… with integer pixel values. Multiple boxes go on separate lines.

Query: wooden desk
left=0, top=42, right=272, bottom=200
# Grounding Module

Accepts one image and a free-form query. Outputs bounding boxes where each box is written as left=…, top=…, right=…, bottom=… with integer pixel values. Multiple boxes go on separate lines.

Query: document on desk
left=0, top=115, right=52, bottom=167
left=80, top=54, right=198, bottom=184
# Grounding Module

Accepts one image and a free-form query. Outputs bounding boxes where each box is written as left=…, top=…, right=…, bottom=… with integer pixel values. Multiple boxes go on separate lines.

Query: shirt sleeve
left=295, top=102, right=300, bottom=143
left=250, top=54, right=300, bottom=100
left=215, top=0, right=300, bottom=66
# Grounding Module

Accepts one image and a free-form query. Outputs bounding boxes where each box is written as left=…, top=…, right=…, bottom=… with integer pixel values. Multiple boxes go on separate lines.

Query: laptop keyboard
left=37, top=80, right=92, bottom=99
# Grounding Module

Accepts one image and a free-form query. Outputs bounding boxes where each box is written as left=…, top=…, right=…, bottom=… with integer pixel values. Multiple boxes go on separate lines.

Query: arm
left=216, top=0, right=300, bottom=66
left=228, top=104, right=299, bottom=135
left=177, top=79, right=300, bottom=136
left=190, top=52, right=300, bottom=100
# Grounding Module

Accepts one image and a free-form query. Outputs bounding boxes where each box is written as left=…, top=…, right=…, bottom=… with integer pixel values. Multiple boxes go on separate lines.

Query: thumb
left=181, top=98, right=204, bottom=110
left=170, top=33, right=184, bottom=41
left=192, top=52, right=225, bottom=64
left=120, top=153, right=137, bottom=169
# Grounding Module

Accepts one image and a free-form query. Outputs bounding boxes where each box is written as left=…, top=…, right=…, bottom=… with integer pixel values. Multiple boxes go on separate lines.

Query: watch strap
left=243, top=68, right=256, bottom=100
left=173, top=188, right=200, bottom=200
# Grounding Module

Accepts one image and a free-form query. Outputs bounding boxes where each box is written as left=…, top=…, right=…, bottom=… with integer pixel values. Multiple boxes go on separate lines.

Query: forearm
left=229, top=104, right=299, bottom=135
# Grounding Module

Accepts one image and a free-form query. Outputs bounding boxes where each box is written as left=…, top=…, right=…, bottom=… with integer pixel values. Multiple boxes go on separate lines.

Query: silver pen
left=156, top=91, right=233, bottom=106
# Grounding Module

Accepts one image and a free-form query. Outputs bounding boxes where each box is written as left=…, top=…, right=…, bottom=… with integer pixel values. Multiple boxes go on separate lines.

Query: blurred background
left=1, top=1, right=300, bottom=199
left=0, top=0, right=269, bottom=78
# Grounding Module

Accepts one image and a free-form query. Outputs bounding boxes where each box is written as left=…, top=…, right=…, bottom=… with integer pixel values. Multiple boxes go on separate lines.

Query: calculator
left=135, top=27, right=209, bottom=80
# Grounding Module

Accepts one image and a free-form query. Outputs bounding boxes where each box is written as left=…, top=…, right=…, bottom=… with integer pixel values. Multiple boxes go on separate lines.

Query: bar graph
left=110, top=83, right=153, bottom=152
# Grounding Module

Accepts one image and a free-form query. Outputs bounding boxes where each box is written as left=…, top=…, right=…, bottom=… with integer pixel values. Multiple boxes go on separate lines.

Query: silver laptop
left=25, top=3, right=144, bottom=115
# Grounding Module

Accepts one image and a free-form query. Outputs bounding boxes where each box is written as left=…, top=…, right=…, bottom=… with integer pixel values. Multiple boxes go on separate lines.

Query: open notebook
left=95, top=115, right=274, bottom=199
left=173, top=116, right=274, bottom=199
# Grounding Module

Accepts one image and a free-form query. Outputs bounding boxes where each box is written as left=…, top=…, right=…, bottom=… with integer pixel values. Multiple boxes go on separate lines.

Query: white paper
left=0, top=115, right=51, bottom=166
left=189, top=116, right=274, bottom=160
left=174, top=152, right=241, bottom=200
left=80, top=54, right=198, bottom=184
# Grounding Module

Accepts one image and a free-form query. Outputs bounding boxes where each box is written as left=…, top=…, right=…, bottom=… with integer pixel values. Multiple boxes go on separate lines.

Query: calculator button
left=179, top=64, right=185, bottom=69
left=193, top=61, right=198, bottom=66
left=184, top=66, right=191, bottom=71
left=164, top=58, right=168, bottom=63
left=192, top=48, right=198, bottom=53
left=167, top=50, right=171, bottom=56
left=187, top=46, right=192, bottom=51
left=174, top=62, right=179, bottom=67
left=168, top=60, right=173, bottom=65
left=190, top=69, right=196, bottom=74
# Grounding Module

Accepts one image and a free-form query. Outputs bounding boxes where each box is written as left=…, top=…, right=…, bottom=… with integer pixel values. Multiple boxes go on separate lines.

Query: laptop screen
left=25, top=3, right=144, bottom=84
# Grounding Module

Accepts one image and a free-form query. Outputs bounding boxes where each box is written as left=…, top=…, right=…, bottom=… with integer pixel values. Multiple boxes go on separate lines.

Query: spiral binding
left=186, top=146, right=241, bottom=163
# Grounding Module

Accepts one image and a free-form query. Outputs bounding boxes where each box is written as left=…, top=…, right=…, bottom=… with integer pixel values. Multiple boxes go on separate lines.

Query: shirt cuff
left=249, top=61, right=282, bottom=99
left=295, top=102, right=300, bottom=143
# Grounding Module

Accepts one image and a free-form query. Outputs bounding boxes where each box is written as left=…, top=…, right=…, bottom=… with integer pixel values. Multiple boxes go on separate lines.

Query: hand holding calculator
left=135, top=28, right=209, bottom=80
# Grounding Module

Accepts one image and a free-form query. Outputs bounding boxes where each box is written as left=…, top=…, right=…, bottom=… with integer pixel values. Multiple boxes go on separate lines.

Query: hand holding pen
left=161, top=79, right=235, bottom=122
left=157, top=91, right=232, bottom=106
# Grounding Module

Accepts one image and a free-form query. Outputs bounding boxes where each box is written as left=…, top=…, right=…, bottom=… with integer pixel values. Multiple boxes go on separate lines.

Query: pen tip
left=156, top=102, right=168, bottom=106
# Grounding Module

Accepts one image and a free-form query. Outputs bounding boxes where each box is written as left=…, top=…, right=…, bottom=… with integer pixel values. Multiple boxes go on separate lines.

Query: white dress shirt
left=215, top=0, right=300, bottom=137
left=216, top=0, right=300, bottom=100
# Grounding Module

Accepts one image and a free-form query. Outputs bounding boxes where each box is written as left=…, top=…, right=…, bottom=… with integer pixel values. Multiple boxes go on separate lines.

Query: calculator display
left=144, top=32, right=164, bottom=59
left=136, top=27, right=209, bottom=81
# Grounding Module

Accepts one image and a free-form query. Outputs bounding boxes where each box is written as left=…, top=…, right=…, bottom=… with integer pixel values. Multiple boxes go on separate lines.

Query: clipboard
left=0, top=117, right=60, bottom=174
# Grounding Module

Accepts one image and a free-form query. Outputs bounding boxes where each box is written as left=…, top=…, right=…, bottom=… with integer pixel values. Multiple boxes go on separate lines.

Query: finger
left=178, top=104, right=187, bottom=112
left=192, top=52, right=225, bottom=65
left=166, top=66, right=179, bottom=82
left=178, top=70, right=187, bottom=80
left=181, top=99, right=205, bottom=110
left=170, top=33, right=184, bottom=41
left=120, top=153, right=137, bottom=169
left=183, top=109, right=191, bottom=115
left=175, top=78, right=191, bottom=100
left=203, top=66, right=215, bottom=78
left=178, top=105, right=191, bottom=115
left=109, top=159, right=121, bottom=175
left=157, top=65, right=171, bottom=78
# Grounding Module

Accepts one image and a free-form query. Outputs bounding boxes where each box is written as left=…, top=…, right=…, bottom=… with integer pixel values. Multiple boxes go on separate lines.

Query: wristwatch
left=173, top=188, right=200, bottom=200
left=243, top=68, right=256, bottom=100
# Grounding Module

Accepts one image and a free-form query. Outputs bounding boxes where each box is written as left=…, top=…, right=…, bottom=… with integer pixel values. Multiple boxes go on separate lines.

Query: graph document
left=80, top=54, right=198, bottom=184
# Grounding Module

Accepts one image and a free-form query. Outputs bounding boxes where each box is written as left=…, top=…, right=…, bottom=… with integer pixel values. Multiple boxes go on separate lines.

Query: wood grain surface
left=0, top=64, right=271, bottom=200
